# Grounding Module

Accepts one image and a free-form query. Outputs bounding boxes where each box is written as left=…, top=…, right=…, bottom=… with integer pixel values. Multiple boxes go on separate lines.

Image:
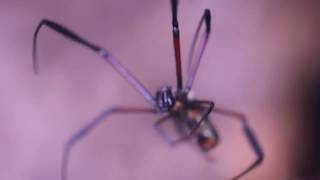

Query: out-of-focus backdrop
left=0, top=0, right=319, bottom=179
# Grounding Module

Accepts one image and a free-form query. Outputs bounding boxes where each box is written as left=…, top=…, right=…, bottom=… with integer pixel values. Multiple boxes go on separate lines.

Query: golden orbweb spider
left=32, top=0, right=264, bottom=179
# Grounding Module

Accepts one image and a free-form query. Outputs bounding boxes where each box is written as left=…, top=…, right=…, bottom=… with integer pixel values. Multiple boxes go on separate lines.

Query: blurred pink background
left=0, top=0, right=319, bottom=179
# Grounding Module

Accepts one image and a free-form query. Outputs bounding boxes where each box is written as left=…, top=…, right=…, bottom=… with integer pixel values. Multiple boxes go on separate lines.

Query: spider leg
left=213, top=107, right=264, bottom=180
left=170, top=100, right=214, bottom=145
left=184, top=9, right=211, bottom=93
left=32, top=19, right=156, bottom=106
left=153, top=114, right=176, bottom=146
left=61, top=107, right=156, bottom=180
left=171, top=0, right=183, bottom=90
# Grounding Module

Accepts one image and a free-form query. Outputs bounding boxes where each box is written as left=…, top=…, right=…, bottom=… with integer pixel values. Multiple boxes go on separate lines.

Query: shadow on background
left=294, top=54, right=320, bottom=179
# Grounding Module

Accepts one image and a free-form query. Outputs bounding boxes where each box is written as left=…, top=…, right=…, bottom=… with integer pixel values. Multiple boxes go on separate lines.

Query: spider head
left=155, top=86, right=175, bottom=112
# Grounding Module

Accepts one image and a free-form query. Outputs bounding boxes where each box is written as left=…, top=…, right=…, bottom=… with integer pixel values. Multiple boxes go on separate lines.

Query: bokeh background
left=0, top=0, right=319, bottom=179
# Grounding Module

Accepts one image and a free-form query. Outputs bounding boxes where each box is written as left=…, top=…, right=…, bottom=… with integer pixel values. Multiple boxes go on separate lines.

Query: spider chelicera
left=32, top=0, right=264, bottom=179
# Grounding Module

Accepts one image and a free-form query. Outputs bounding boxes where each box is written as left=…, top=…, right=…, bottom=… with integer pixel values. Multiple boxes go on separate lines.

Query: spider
left=32, top=0, right=263, bottom=179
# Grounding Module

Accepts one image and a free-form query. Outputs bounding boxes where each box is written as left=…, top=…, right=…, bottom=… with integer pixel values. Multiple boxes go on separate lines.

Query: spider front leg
left=33, top=19, right=156, bottom=107
left=214, top=107, right=264, bottom=180
left=61, top=107, right=156, bottom=180
left=184, top=9, right=211, bottom=93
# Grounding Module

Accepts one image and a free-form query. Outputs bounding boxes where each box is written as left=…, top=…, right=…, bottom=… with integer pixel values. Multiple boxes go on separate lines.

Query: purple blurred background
left=0, top=0, right=319, bottom=179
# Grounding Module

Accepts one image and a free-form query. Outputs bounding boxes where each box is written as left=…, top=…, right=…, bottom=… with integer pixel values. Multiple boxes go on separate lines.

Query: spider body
left=32, top=0, right=263, bottom=179
left=171, top=99, right=219, bottom=151
left=155, top=86, right=218, bottom=151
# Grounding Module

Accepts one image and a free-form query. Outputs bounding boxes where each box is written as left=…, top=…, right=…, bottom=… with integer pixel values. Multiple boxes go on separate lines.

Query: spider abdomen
left=195, top=120, right=219, bottom=151
left=175, top=107, right=219, bottom=151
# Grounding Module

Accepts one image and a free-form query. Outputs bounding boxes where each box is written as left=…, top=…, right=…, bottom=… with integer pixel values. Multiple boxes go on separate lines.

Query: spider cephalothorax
left=155, top=86, right=175, bottom=112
